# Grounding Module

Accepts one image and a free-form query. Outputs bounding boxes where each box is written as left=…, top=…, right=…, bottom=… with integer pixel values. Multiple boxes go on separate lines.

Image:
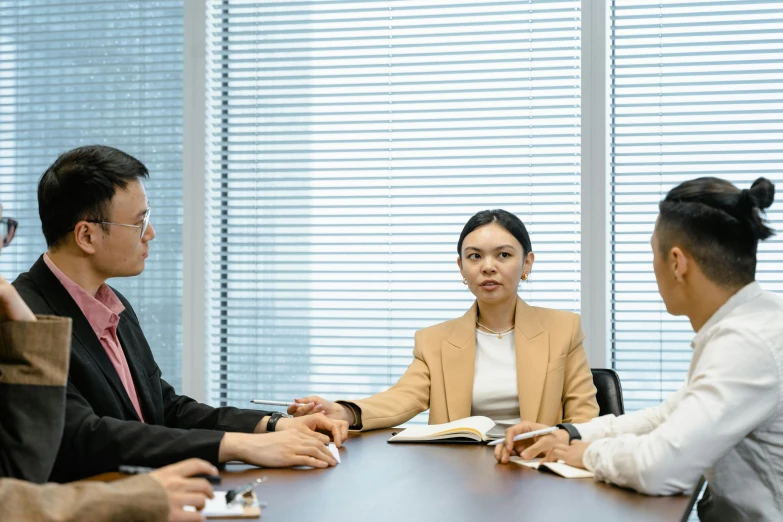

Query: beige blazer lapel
left=442, top=302, right=478, bottom=422
left=514, top=297, right=550, bottom=422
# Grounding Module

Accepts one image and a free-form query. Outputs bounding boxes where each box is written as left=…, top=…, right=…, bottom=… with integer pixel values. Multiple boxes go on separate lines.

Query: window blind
left=610, top=0, right=783, bottom=411
left=0, top=0, right=184, bottom=389
left=204, top=0, right=581, bottom=415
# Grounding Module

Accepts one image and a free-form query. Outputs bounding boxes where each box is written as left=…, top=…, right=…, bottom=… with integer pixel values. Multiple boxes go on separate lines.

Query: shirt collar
left=43, top=253, right=125, bottom=337
left=691, top=281, right=763, bottom=348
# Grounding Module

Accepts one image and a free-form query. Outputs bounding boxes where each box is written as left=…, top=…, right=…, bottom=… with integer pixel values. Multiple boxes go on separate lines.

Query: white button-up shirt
left=576, top=282, right=783, bottom=521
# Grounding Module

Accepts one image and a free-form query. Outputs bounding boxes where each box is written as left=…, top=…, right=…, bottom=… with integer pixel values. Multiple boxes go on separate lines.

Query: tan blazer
left=0, top=475, right=167, bottom=522
left=347, top=298, right=599, bottom=430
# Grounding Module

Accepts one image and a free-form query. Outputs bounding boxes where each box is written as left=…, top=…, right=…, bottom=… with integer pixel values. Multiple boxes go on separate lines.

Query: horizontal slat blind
left=610, top=0, right=783, bottom=411
left=0, top=0, right=184, bottom=389
left=205, top=0, right=581, bottom=418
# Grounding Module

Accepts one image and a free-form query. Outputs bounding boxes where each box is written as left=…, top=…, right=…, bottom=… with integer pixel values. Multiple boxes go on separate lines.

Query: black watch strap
left=266, top=412, right=284, bottom=432
left=556, top=423, right=582, bottom=443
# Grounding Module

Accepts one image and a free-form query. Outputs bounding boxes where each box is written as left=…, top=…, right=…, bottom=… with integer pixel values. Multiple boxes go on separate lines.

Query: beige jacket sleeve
left=560, top=313, right=599, bottom=424
left=0, top=315, right=72, bottom=482
left=339, top=330, right=431, bottom=431
left=0, top=475, right=168, bottom=522
left=0, top=315, right=72, bottom=386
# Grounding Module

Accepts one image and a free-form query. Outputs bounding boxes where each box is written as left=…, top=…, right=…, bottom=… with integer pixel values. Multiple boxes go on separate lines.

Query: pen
left=487, top=426, right=559, bottom=446
left=250, top=399, right=311, bottom=408
left=225, top=477, right=267, bottom=504
left=118, top=465, right=222, bottom=485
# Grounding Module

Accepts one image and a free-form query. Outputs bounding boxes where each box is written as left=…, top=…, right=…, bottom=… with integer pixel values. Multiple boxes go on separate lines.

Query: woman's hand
left=286, top=396, right=354, bottom=424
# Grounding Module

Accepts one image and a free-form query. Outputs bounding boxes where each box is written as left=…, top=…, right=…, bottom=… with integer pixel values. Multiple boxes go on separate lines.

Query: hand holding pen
left=494, top=422, right=570, bottom=464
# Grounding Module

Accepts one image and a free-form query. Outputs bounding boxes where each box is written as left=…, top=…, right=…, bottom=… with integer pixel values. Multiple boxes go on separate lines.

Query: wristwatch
left=266, top=411, right=290, bottom=432
left=555, top=422, right=582, bottom=443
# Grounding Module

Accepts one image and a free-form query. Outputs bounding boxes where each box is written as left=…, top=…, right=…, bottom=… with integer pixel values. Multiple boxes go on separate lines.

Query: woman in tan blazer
left=290, top=209, right=599, bottom=430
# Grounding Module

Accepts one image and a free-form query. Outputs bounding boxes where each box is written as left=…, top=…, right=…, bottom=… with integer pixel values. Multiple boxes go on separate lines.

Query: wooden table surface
left=211, top=428, right=692, bottom=521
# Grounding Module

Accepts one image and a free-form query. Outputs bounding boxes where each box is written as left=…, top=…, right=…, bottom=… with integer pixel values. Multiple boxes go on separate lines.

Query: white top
left=575, top=282, right=783, bottom=521
left=471, top=329, right=520, bottom=426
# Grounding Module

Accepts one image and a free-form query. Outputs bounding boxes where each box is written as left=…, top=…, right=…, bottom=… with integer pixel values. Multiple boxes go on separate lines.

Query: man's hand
left=219, top=429, right=338, bottom=468
left=275, top=414, right=349, bottom=448
left=0, top=276, right=35, bottom=322
left=286, top=395, right=354, bottom=424
left=494, top=421, right=569, bottom=464
left=148, top=459, right=217, bottom=522
left=541, top=440, right=591, bottom=470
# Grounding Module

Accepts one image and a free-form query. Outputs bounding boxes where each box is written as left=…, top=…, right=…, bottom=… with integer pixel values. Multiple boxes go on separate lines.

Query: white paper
left=329, top=442, right=341, bottom=464
left=183, top=491, right=244, bottom=516
left=510, top=457, right=594, bottom=479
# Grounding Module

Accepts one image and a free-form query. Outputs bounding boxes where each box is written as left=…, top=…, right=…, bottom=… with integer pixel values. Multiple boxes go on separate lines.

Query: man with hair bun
left=497, top=177, right=783, bottom=522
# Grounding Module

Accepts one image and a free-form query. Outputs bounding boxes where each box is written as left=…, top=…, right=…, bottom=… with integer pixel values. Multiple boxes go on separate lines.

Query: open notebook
left=510, top=457, right=594, bottom=479
left=388, top=416, right=501, bottom=443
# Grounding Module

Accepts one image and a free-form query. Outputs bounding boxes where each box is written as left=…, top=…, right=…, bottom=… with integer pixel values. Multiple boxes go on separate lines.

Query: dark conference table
left=215, top=428, right=693, bottom=521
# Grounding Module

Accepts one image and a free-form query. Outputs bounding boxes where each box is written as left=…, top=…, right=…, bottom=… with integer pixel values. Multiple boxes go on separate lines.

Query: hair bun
left=748, top=177, right=775, bottom=210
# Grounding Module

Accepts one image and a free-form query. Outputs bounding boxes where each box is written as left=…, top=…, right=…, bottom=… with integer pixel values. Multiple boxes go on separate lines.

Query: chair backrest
left=591, top=368, right=625, bottom=416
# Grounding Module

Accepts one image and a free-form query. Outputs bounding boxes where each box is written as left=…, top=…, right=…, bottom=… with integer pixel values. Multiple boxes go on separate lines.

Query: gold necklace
left=476, top=320, right=515, bottom=339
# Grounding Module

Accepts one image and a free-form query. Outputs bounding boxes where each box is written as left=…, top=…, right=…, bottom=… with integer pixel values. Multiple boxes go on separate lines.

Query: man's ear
left=72, top=221, right=99, bottom=255
left=670, top=246, right=689, bottom=282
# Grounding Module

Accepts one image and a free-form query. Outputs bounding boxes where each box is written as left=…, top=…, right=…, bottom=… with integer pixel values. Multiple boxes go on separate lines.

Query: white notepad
left=184, top=491, right=244, bottom=517
left=510, top=457, right=595, bottom=479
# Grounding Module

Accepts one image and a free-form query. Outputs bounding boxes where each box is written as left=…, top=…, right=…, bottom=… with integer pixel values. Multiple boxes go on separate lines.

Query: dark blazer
left=13, top=256, right=274, bottom=482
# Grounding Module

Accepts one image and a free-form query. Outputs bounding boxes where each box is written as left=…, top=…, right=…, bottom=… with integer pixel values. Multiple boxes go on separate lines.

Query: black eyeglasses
left=0, top=217, right=18, bottom=248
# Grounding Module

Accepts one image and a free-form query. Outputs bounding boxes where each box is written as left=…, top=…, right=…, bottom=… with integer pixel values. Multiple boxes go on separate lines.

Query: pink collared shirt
left=44, top=254, right=145, bottom=422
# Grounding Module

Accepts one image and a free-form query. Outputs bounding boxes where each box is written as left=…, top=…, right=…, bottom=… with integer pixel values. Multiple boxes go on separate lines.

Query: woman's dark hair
left=38, top=145, right=149, bottom=248
left=657, top=176, right=775, bottom=287
left=457, top=209, right=532, bottom=256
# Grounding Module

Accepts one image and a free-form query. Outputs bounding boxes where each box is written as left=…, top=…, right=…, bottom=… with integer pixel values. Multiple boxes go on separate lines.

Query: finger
left=174, top=492, right=209, bottom=511
left=336, top=421, right=349, bottom=447
left=503, top=422, right=535, bottom=450
left=541, top=445, right=566, bottom=464
left=179, top=478, right=214, bottom=498
left=295, top=396, right=321, bottom=405
left=288, top=401, right=316, bottom=415
left=300, top=425, right=330, bottom=445
left=288, top=404, right=313, bottom=416
left=520, top=437, right=551, bottom=460
left=501, top=443, right=517, bottom=464
left=169, top=508, right=206, bottom=522
left=164, top=459, right=219, bottom=478
left=495, top=443, right=510, bottom=464
left=290, top=455, right=329, bottom=469
left=301, top=441, right=337, bottom=466
left=319, top=418, right=345, bottom=446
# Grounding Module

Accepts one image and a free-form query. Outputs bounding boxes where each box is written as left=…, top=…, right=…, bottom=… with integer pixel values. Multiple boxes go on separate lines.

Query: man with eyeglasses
left=13, top=145, right=346, bottom=483
left=0, top=201, right=222, bottom=521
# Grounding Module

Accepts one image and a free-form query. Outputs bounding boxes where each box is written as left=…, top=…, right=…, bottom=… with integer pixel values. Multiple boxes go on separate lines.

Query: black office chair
left=591, top=368, right=625, bottom=416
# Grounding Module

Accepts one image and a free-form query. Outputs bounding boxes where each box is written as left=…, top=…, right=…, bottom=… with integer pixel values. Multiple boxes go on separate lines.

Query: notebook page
left=393, top=416, right=495, bottom=439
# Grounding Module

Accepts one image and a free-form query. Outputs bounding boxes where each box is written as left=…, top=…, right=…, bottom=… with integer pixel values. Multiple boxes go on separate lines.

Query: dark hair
left=38, top=145, right=149, bottom=248
left=657, top=176, right=775, bottom=287
left=457, top=209, right=532, bottom=256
